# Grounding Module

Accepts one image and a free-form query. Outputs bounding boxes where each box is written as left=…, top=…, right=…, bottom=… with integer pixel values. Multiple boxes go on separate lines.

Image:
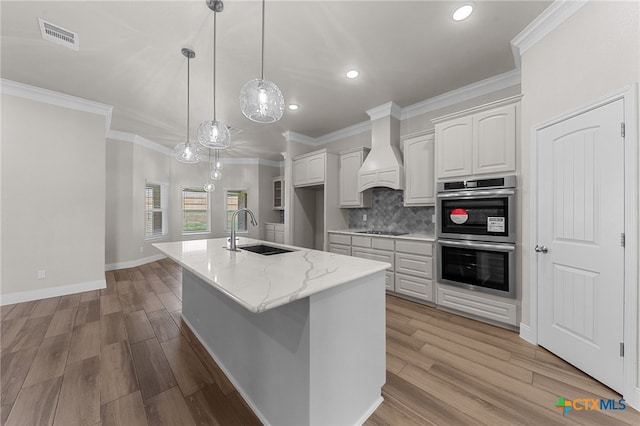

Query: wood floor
left=1, top=259, right=638, bottom=425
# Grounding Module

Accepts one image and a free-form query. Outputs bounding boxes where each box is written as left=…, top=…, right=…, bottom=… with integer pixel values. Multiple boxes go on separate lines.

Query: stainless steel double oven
left=436, top=176, right=516, bottom=298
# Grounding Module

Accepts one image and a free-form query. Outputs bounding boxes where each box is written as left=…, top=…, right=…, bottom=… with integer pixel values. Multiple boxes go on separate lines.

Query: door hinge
left=621, top=122, right=625, bottom=138
left=621, top=233, right=625, bottom=247
left=620, top=342, right=624, bottom=357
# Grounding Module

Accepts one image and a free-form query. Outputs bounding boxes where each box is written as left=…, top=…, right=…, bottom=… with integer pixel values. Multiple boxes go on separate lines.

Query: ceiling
left=1, top=0, right=550, bottom=161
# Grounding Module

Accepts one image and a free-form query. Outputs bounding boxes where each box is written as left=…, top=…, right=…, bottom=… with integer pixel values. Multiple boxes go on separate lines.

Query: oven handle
left=438, top=239, right=516, bottom=252
left=436, top=189, right=515, bottom=199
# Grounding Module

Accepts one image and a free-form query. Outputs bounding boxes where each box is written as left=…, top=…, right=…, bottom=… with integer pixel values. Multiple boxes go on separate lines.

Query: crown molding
left=1, top=78, right=113, bottom=131
left=315, top=120, right=371, bottom=145
left=107, top=129, right=172, bottom=156
left=107, top=130, right=282, bottom=166
left=511, top=0, right=589, bottom=61
left=282, top=130, right=321, bottom=146
left=366, top=101, right=402, bottom=121
left=401, top=69, right=521, bottom=120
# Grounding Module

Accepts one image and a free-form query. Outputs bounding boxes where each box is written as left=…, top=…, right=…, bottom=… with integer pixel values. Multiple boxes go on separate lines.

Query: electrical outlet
left=140, top=246, right=144, bottom=253
left=363, top=214, right=367, bottom=222
left=37, top=270, right=46, bottom=279
left=432, top=214, right=436, bottom=222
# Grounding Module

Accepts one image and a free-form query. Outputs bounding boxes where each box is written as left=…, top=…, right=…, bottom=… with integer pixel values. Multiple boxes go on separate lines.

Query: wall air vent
left=38, top=18, right=79, bottom=51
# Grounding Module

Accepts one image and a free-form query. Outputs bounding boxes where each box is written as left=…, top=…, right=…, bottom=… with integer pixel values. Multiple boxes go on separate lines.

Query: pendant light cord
left=261, top=0, right=265, bottom=80
left=186, top=54, right=191, bottom=144
left=213, top=10, right=218, bottom=121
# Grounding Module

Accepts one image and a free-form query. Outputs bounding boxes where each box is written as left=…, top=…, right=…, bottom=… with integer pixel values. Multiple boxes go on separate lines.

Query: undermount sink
left=239, top=244, right=294, bottom=256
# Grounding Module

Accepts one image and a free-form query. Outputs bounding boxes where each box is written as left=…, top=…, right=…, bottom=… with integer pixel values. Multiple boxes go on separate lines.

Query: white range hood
left=358, top=102, right=405, bottom=192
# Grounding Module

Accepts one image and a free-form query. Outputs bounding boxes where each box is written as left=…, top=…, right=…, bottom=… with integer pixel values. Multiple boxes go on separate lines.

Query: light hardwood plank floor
left=1, top=259, right=639, bottom=425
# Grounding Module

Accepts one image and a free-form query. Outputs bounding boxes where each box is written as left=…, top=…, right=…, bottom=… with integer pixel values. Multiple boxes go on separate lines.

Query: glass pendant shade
left=239, top=78, right=285, bottom=123
left=197, top=120, right=231, bottom=149
left=203, top=182, right=216, bottom=192
left=210, top=169, right=223, bottom=180
left=173, top=141, right=200, bottom=163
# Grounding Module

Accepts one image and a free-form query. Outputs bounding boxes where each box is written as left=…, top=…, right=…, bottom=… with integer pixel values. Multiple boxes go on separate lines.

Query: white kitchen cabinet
left=327, top=232, right=434, bottom=298
left=273, top=176, right=284, bottom=210
left=293, top=150, right=326, bottom=187
left=472, top=104, right=516, bottom=175
left=433, top=96, right=520, bottom=180
left=394, top=240, right=433, bottom=302
left=328, top=233, right=352, bottom=256
left=264, top=223, right=284, bottom=243
left=339, top=148, right=372, bottom=208
left=403, top=133, right=435, bottom=206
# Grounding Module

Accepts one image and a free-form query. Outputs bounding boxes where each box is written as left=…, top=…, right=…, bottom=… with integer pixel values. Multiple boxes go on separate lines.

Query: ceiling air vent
left=38, top=18, right=79, bottom=51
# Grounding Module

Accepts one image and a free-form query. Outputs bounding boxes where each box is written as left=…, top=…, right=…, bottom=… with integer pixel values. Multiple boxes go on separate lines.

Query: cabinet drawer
left=385, top=271, right=395, bottom=291
left=265, top=230, right=275, bottom=243
left=329, top=244, right=351, bottom=256
left=395, top=253, right=432, bottom=278
left=396, top=240, right=432, bottom=256
left=395, top=273, right=433, bottom=302
left=328, top=233, right=351, bottom=245
left=351, top=236, right=371, bottom=248
left=274, top=231, right=284, bottom=244
left=351, top=247, right=394, bottom=270
left=372, top=237, right=394, bottom=251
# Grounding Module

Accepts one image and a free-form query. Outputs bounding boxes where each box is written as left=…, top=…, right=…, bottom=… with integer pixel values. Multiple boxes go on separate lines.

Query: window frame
left=181, top=186, right=210, bottom=235
left=144, top=180, right=168, bottom=241
left=224, top=189, right=249, bottom=234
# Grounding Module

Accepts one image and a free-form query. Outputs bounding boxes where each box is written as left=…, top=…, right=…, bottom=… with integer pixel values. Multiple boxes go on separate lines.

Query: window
left=145, top=182, right=167, bottom=239
left=225, top=190, right=248, bottom=232
left=182, top=187, right=209, bottom=234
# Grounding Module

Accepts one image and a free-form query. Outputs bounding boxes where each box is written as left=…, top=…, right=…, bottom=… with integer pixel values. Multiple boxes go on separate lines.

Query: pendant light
left=239, top=0, right=285, bottom=123
left=203, top=149, right=216, bottom=192
left=211, top=149, right=223, bottom=180
left=198, top=0, right=231, bottom=150
left=173, top=48, right=200, bottom=163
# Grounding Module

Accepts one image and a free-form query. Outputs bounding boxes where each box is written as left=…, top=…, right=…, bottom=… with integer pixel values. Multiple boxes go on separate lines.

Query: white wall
left=519, top=0, right=639, bottom=326
left=105, top=141, right=282, bottom=268
left=1, top=94, right=106, bottom=301
left=518, top=0, right=639, bottom=391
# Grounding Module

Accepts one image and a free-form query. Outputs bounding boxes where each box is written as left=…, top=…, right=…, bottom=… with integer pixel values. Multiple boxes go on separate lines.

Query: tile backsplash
left=348, top=188, right=434, bottom=233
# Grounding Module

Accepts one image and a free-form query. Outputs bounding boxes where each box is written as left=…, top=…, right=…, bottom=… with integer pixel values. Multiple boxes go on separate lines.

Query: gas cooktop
left=355, top=230, right=409, bottom=236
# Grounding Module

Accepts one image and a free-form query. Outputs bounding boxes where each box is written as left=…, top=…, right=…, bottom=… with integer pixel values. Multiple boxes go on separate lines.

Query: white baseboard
left=0, top=279, right=106, bottom=306
left=105, top=254, right=166, bottom=271
left=519, top=322, right=537, bottom=345
left=629, top=387, right=640, bottom=412
left=356, top=396, right=384, bottom=426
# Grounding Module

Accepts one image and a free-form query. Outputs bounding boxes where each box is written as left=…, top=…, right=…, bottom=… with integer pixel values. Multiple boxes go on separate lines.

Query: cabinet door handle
left=534, top=245, right=548, bottom=253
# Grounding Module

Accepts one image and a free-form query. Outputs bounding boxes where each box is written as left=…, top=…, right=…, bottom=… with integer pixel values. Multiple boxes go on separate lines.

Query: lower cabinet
left=264, top=223, right=284, bottom=244
left=327, top=232, right=434, bottom=302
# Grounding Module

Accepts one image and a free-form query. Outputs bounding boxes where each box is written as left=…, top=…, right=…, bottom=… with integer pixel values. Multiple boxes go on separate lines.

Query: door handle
left=535, top=245, right=548, bottom=253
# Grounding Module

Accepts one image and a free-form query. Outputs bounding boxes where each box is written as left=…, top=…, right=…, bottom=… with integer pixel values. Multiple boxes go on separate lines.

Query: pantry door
left=536, top=98, right=625, bottom=392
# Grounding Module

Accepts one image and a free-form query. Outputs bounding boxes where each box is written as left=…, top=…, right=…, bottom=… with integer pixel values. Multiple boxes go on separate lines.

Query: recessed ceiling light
left=288, top=104, right=299, bottom=111
left=345, top=70, right=359, bottom=79
left=452, top=3, right=474, bottom=21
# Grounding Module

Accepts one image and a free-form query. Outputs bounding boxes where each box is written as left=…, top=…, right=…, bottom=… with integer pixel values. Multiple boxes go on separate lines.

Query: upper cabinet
left=293, top=150, right=326, bottom=187
left=403, top=132, right=435, bottom=206
left=339, top=148, right=372, bottom=208
left=433, top=96, right=521, bottom=180
left=273, top=176, right=284, bottom=210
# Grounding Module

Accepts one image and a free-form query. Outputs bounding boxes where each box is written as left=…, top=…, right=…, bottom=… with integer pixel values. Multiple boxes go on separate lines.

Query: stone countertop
left=153, top=238, right=390, bottom=313
left=328, top=229, right=436, bottom=242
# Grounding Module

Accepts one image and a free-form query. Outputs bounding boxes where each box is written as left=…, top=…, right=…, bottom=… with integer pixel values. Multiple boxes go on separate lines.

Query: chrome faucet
left=229, top=208, right=258, bottom=251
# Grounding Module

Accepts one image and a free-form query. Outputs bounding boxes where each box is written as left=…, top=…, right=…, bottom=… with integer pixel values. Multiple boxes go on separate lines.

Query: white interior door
left=537, top=99, right=625, bottom=392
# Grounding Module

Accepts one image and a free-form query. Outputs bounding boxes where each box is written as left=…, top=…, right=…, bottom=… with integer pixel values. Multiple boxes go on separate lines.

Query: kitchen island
left=153, top=237, right=390, bottom=426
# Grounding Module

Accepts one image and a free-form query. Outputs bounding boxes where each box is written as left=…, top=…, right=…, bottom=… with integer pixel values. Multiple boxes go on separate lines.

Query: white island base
left=181, top=268, right=386, bottom=426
